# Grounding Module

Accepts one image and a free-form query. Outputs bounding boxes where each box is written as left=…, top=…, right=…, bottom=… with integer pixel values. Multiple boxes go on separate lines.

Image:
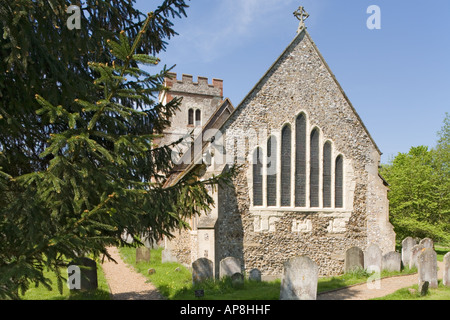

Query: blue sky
left=136, top=0, right=450, bottom=164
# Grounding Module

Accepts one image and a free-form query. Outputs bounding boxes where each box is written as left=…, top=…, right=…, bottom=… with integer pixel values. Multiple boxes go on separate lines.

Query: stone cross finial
left=294, top=6, right=309, bottom=32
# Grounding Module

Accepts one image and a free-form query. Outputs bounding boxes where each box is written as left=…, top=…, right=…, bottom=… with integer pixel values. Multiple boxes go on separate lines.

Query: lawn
left=317, top=266, right=417, bottom=293
left=20, top=260, right=111, bottom=300
left=372, top=281, right=450, bottom=300
left=435, top=245, right=449, bottom=262
left=119, top=246, right=280, bottom=300
left=118, top=247, right=420, bottom=300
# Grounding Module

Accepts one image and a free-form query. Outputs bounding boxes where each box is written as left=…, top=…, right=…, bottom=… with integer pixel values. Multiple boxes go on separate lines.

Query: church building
left=160, top=8, right=396, bottom=278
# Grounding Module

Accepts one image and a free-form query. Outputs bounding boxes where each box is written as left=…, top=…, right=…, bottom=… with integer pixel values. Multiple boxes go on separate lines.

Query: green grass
left=118, top=247, right=421, bottom=300
left=435, top=245, right=449, bottom=262
left=119, top=246, right=281, bottom=300
left=176, top=277, right=281, bottom=300
left=372, top=281, right=450, bottom=300
left=317, top=267, right=415, bottom=293
left=20, top=261, right=111, bottom=300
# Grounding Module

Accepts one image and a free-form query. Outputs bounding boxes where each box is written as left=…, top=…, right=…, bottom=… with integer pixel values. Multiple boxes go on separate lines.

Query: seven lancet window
left=252, top=112, right=344, bottom=209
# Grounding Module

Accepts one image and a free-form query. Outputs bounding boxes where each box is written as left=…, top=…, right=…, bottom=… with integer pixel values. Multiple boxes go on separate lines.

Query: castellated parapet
left=164, top=72, right=223, bottom=99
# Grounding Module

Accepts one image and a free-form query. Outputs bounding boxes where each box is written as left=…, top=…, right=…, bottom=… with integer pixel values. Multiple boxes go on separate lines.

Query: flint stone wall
left=215, top=31, right=395, bottom=277
left=164, top=31, right=396, bottom=278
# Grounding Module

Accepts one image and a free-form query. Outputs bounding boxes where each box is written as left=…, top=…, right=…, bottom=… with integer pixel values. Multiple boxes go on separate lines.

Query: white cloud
left=173, top=0, right=296, bottom=62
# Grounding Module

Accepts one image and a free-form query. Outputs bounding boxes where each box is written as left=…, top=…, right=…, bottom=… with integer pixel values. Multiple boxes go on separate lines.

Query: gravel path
left=101, top=246, right=165, bottom=300
left=318, top=261, right=445, bottom=300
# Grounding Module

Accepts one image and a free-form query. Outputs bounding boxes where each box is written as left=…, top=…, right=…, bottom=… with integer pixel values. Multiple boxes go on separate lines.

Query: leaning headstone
left=136, top=247, right=151, bottom=263
left=417, top=248, right=438, bottom=289
left=192, top=258, right=214, bottom=284
left=443, top=252, right=450, bottom=287
left=219, top=257, right=242, bottom=279
left=344, top=247, right=364, bottom=273
left=401, top=237, right=417, bottom=268
left=279, top=256, right=318, bottom=300
left=419, top=238, right=434, bottom=249
left=231, top=272, right=245, bottom=288
left=67, top=257, right=98, bottom=291
left=409, top=244, right=425, bottom=269
left=161, top=249, right=178, bottom=263
left=364, top=243, right=382, bottom=273
left=248, top=268, right=262, bottom=282
left=382, top=251, right=401, bottom=272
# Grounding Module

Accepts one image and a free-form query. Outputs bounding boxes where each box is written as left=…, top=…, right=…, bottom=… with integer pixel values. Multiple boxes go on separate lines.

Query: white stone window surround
left=248, top=110, right=346, bottom=212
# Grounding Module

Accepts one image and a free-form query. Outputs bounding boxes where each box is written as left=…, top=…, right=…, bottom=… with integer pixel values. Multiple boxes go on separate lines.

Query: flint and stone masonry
left=161, top=26, right=396, bottom=278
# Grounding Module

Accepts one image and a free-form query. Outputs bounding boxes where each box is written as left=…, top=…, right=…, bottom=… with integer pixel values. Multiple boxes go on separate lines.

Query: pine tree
left=0, top=0, right=188, bottom=175
left=0, top=2, right=231, bottom=299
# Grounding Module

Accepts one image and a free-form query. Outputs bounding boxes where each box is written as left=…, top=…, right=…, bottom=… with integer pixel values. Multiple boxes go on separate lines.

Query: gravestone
left=161, top=249, right=178, bottom=263
left=141, top=233, right=157, bottom=249
left=382, top=251, right=401, bottom=272
left=231, top=272, right=245, bottom=288
left=419, top=238, right=434, bottom=249
left=409, top=244, right=425, bottom=269
left=121, top=231, right=134, bottom=244
left=401, top=237, right=416, bottom=268
left=364, top=243, right=382, bottom=273
left=192, top=258, right=214, bottom=284
left=136, top=247, right=151, bottom=263
left=417, top=248, right=438, bottom=289
left=248, top=268, right=262, bottom=282
left=67, top=257, right=98, bottom=291
left=344, top=247, right=364, bottom=273
left=219, top=257, right=242, bottom=279
left=279, top=256, right=318, bottom=300
left=443, top=252, right=450, bottom=287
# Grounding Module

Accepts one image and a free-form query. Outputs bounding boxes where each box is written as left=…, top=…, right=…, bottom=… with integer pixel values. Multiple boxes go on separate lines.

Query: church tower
left=158, top=73, right=224, bottom=157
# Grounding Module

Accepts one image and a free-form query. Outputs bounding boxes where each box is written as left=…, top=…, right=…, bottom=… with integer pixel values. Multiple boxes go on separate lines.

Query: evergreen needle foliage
left=0, top=1, right=233, bottom=300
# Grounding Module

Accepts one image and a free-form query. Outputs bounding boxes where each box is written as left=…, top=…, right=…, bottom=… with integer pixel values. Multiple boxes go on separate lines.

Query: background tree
left=0, top=1, right=231, bottom=299
left=380, top=113, right=450, bottom=245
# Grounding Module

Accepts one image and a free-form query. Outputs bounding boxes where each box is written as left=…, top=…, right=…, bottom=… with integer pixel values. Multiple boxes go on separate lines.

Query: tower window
left=195, top=109, right=201, bottom=126
left=188, top=109, right=194, bottom=125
